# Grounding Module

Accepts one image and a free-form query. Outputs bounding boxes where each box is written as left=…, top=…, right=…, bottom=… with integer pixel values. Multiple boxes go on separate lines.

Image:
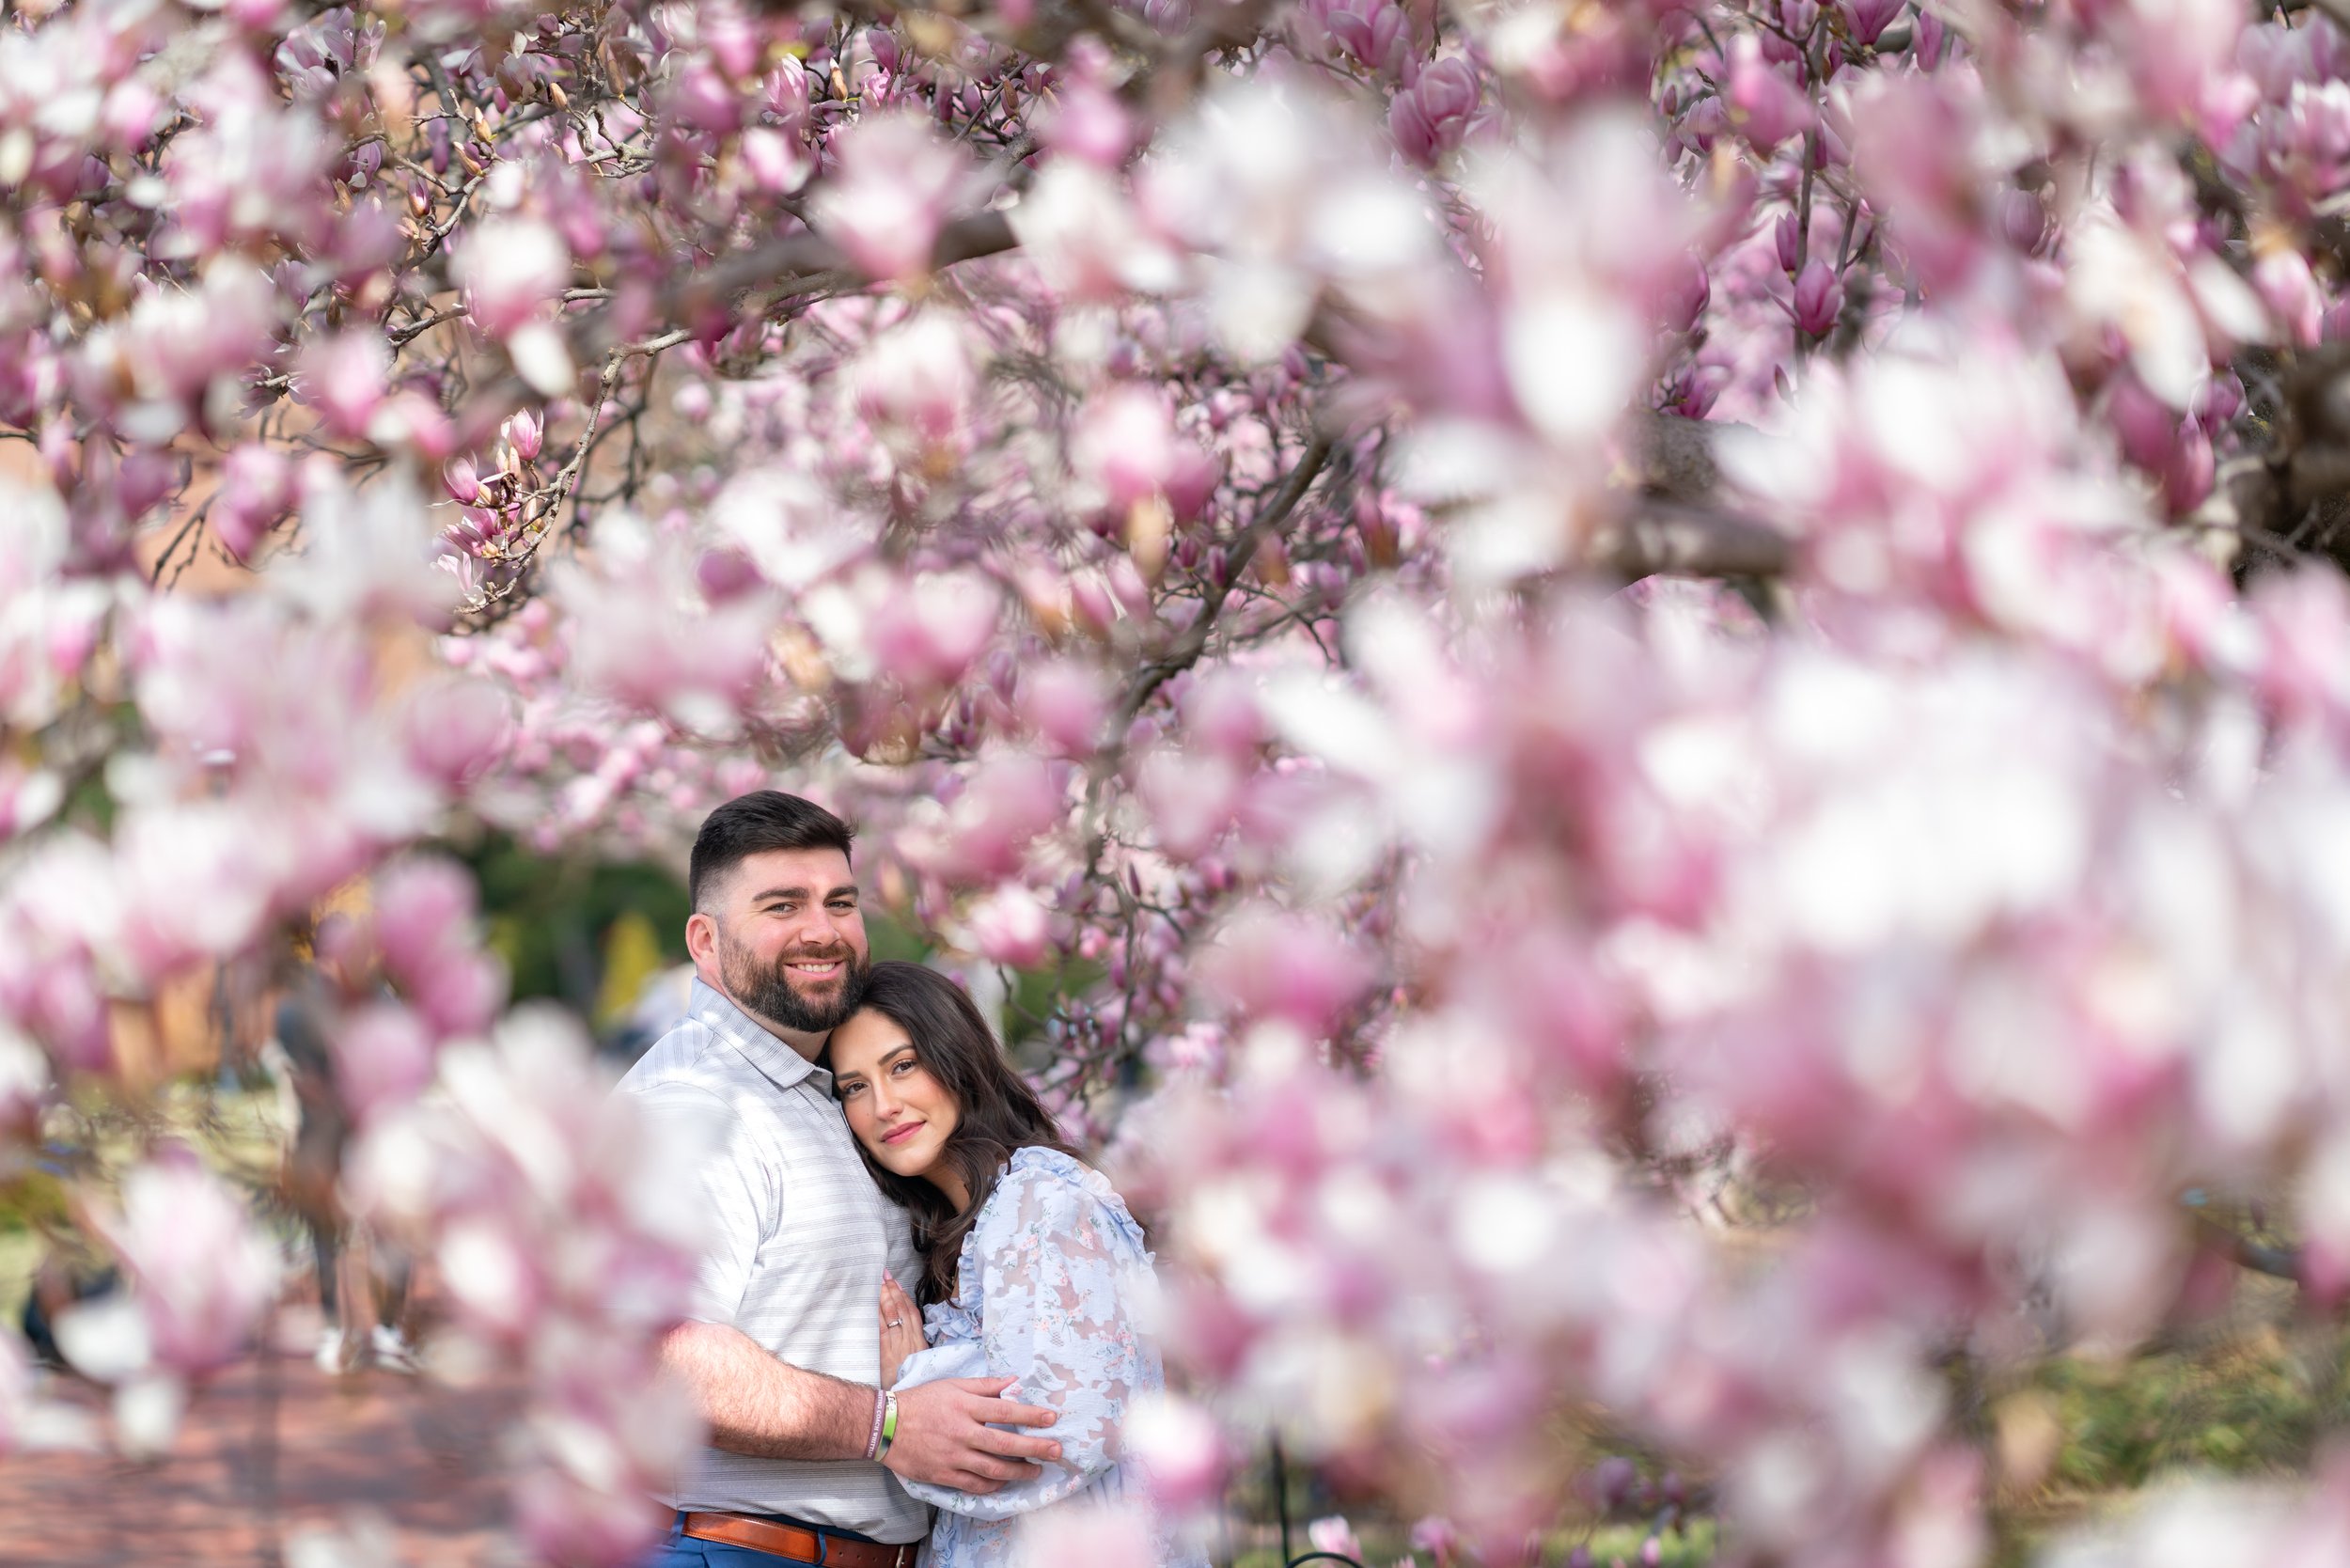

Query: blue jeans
left=639, top=1512, right=902, bottom=1567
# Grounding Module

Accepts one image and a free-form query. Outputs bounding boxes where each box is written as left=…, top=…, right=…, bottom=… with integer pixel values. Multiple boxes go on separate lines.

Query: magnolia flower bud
left=2163, top=416, right=2216, bottom=514
left=443, top=455, right=483, bottom=505
left=1792, top=257, right=1844, bottom=337
left=1775, top=211, right=1804, bottom=274
left=1841, top=0, right=1904, bottom=46
left=509, top=408, right=543, bottom=462
left=1390, top=55, right=1481, bottom=165
left=1996, top=187, right=2051, bottom=255
left=2105, top=370, right=2178, bottom=471
left=1665, top=255, right=1712, bottom=333
left=1914, top=9, right=1949, bottom=67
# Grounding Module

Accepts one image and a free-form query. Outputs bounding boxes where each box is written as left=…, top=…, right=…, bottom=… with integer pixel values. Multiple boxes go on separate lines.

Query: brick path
left=0, top=1339, right=526, bottom=1567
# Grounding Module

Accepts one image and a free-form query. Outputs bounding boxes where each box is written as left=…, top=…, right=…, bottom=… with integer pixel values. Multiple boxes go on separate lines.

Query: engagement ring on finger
left=888, top=1318, right=904, bottom=1326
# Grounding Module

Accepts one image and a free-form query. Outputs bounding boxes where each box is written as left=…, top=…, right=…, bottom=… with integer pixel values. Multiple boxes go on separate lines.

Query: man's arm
left=662, top=1320, right=875, bottom=1460
left=660, top=1320, right=1065, bottom=1492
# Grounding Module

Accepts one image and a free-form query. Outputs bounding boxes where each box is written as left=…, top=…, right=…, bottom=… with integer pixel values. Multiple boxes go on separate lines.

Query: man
left=620, top=792, right=1061, bottom=1568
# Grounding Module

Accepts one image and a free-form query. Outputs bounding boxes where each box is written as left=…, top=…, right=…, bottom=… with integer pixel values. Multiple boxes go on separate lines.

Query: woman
left=824, top=962, right=1204, bottom=1568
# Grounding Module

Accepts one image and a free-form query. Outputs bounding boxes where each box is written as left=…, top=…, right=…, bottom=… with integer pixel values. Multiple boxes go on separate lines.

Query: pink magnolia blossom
left=453, top=218, right=572, bottom=339
left=1848, top=70, right=1990, bottom=293
left=966, top=883, right=1054, bottom=967
left=812, top=114, right=986, bottom=283
left=854, top=312, right=979, bottom=462
left=2255, top=244, right=2326, bottom=344
left=1041, top=75, right=1136, bottom=167
left=212, top=444, right=294, bottom=561
left=1726, top=37, right=1814, bottom=150
left=330, top=1002, right=440, bottom=1122
left=1198, top=906, right=1375, bottom=1036
left=1389, top=57, right=1481, bottom=165
left=295, top=329, right=392, bottom=439
left=1128, top=1393, right=1229, bottom=1513
left=348, top=1009, right=705, bottom=1566
left=1073, top=385, right=1223, bottom=520
left=87, top=1149, right=280, bottom=1376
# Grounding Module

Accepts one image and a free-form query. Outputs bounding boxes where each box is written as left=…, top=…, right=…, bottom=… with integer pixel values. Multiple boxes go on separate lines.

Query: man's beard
left=717, top=930, right=870, bottom=1034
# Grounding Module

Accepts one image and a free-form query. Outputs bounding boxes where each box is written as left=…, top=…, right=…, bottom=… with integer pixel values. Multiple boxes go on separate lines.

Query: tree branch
left=1108, top=430, right=1335, bottom=737
left=454, top=211, right=1023, bottom=452
left=2193, top=1212, right=2301, bottom=1284
left=1591, top=502, right=1794, bottom=582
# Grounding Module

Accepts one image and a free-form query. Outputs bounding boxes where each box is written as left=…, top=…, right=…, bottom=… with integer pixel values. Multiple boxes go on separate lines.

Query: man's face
left=701, top=846, right=870, bottom=1035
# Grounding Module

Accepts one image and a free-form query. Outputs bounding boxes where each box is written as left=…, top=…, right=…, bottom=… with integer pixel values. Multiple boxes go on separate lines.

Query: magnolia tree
left=12, top=0, right=2350, bottom=1558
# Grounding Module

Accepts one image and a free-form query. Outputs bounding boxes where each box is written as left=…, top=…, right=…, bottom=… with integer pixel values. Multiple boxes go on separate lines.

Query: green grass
left=0, top=1083, right=296, bottom=1327
left=2034, top=1323, right=2341, bottom=1493
left=0, top=1229, right=42, bottom=1325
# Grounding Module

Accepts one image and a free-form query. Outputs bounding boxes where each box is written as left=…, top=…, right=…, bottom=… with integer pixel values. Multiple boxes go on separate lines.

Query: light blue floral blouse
left=890, top=1147, right=1205, bottom=1568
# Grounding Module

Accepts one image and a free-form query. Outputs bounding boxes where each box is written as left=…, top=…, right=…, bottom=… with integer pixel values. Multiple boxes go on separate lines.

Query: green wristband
left=876, top=1390, right=900, bottom=1461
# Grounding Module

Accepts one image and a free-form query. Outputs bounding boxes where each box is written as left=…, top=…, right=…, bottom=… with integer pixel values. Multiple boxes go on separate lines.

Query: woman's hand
left=879, top=1270, right=927, bottom=1388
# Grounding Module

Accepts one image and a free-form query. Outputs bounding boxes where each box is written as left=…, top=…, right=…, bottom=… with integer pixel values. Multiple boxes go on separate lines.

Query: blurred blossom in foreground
left=350, top=1009, right=705, bottom=1566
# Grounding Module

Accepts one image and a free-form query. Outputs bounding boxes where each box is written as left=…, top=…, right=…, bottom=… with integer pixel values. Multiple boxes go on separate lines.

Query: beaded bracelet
left=865, top=1386, right=889, bottom=1461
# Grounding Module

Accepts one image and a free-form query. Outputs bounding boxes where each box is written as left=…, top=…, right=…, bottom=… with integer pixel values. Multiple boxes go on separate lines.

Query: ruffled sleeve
left=895, top=1151, right=1153, bottom=1520
left=894, top=1336, right=987, bottom=1388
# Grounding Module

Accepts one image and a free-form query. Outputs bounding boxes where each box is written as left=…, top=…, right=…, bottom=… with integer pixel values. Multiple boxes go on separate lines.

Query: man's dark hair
left=689, top=791, right=856, bottom=911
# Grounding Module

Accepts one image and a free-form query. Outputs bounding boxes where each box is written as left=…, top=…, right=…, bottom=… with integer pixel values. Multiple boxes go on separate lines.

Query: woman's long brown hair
left=827, top=962, right=1080, bottom=1306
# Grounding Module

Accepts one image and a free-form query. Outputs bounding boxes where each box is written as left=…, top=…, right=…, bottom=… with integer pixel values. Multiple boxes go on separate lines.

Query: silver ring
left=888, top=1319, right=904, bottom=1327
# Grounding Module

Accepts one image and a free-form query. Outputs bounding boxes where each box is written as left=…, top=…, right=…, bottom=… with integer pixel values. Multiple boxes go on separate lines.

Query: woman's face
left=831, top=1008, right=962, bottom=1185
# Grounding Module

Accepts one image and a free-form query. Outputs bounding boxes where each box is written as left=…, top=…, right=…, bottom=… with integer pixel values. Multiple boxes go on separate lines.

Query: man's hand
left=884, top=1376, right=1061, bottom=1494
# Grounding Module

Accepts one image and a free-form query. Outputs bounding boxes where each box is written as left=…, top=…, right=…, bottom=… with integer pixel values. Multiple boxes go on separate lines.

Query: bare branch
left=1108, top=430, right=1336, bottom=737
left=2193, top=1212, right=2301, bottom=1284
left=1591, top=502, right=1794, bottom=582
left=453, top=212, right=1022, bottom=453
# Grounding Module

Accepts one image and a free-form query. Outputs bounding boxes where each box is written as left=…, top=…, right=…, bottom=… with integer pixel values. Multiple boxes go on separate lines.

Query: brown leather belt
left=681, top=1512, right=916, bottom=1568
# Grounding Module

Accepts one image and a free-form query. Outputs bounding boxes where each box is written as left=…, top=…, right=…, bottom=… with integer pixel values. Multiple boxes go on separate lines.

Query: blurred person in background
left=271, top=937, right=415, bottom=1374
left=604, top=961, right=697, bottom=1068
